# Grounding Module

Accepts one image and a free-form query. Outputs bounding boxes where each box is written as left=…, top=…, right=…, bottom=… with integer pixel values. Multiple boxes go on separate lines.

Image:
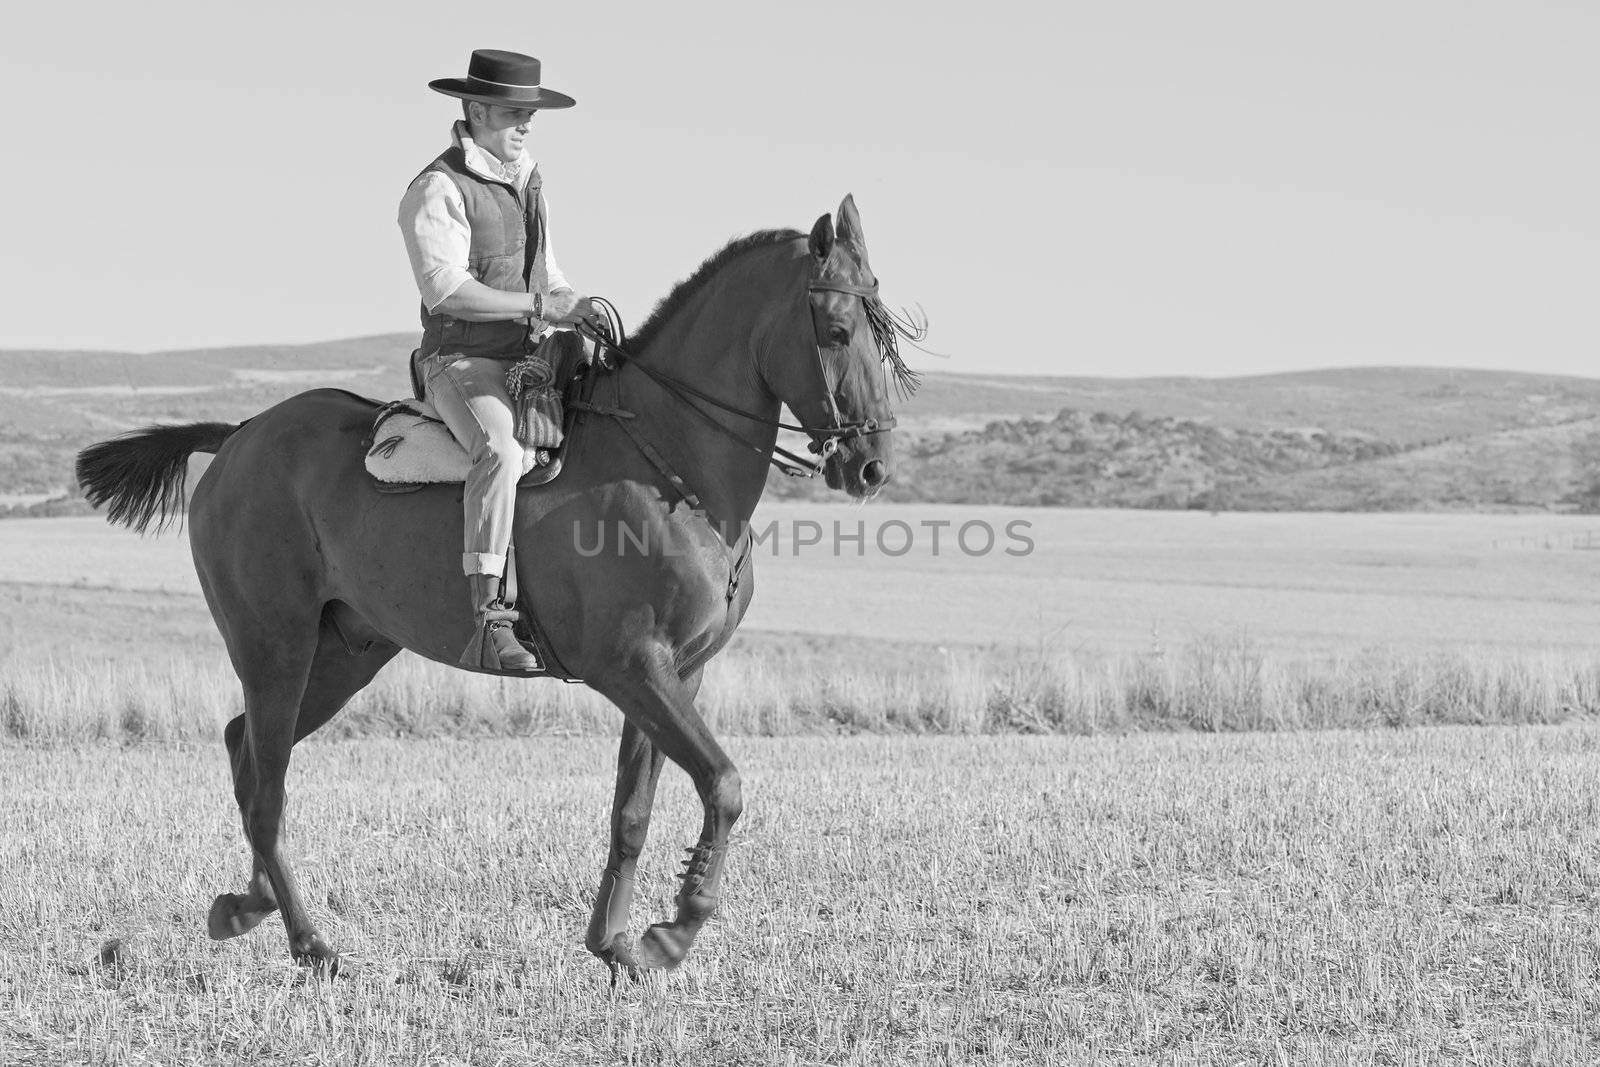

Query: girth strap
left=569, top=399, right=636, bottom=420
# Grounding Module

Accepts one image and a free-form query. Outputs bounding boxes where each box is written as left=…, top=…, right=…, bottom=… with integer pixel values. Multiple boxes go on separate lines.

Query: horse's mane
left=624, top=226, right=927, bottom=398
left=629, top=229, right=803, bottom=353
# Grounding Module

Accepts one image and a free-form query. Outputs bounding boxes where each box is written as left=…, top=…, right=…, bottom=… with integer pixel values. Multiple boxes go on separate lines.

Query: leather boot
left=459, top=573, right=541, bottom=673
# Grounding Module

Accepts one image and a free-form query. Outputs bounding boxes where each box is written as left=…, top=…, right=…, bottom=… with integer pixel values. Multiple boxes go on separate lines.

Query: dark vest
left=415, top=145, right=545, bottom=360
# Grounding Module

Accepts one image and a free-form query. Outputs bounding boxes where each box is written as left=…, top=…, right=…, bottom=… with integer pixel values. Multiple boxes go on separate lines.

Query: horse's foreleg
left=585, top=720, right=668, bottom=975
left=592, top=660, right=740, bottom=972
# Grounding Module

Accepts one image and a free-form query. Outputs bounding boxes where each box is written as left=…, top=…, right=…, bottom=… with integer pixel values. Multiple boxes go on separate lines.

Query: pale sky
left=2, top=1, right=1595, bottom=378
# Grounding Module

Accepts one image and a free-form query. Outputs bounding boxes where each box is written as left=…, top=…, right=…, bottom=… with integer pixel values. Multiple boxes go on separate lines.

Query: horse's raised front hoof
left=207, top=893, right=273, bottom=941
left=632, top=921, right=698, bottom=971
left=290, top=934, right=341, bottom=978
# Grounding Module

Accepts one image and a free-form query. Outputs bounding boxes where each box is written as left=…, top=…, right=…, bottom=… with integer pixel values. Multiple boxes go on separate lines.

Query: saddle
left=366, top=330, right=595, bottom=493
left=358, top=330, right=606, bottom=682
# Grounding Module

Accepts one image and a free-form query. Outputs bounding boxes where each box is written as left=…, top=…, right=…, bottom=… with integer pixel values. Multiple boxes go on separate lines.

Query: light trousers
left=418, top=352, right=523, bottom=577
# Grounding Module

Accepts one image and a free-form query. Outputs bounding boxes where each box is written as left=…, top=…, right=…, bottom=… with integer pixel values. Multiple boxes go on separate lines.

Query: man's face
left=470, top=103, right=536, bottom=164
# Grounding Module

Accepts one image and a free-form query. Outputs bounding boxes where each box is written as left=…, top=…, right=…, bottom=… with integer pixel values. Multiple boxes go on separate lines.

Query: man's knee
left=469, top=432, right=522, bottom=473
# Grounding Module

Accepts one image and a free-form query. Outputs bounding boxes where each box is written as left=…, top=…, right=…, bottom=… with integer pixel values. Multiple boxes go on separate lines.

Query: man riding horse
left=398, top=48, right=610, bottom=673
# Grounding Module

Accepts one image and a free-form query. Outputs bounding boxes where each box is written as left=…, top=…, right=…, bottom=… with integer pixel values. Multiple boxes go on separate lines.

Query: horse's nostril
left=861, top=460, right=885, bottom=486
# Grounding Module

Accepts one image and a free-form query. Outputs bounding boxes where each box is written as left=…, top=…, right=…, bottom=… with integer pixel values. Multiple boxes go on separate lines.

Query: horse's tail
left=76, top=421, right=241, bottom=533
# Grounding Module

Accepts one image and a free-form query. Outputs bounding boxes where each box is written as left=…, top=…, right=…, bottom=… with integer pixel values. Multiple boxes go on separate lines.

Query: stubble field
left=5, top=728, right=1600, bottom=1065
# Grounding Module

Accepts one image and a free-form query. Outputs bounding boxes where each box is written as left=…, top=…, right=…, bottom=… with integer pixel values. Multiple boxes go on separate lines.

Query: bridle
left=576, top=266, right=898, bottom=479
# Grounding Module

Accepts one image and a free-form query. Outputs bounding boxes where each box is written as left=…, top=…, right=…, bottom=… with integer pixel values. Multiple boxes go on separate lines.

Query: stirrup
left=460, top=607, right=541, bottom=672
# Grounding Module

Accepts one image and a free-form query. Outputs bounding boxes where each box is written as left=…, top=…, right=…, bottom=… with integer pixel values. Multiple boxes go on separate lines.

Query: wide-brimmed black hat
left=429, top=49, right=576, bottom=110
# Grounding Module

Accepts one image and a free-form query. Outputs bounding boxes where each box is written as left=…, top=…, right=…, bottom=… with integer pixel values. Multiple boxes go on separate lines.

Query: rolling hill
left=781, top=409, right=1600, bottom=513
left=4, top=335, right=1600, bottom=514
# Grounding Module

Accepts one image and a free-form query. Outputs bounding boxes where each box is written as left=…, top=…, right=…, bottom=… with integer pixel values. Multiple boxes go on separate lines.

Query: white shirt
left=398, top=121, right=572, bottom=314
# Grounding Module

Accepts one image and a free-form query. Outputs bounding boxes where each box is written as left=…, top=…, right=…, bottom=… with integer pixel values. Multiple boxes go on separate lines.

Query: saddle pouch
left=507, top=331, right=580, bottom=449
left=512, top=383, right=564, bottom=449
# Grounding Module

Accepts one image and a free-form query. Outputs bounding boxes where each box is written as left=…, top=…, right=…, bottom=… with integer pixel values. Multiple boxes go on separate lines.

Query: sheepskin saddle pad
left=364, top=399, right=549, bottom=488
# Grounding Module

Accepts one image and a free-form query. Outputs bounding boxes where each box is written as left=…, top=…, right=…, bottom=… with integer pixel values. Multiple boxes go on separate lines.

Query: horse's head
left=764, top=195, right=919, bottom=498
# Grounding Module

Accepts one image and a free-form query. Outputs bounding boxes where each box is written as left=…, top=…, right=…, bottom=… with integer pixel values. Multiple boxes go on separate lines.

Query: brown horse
left=76, top=196, right=915, bottom=977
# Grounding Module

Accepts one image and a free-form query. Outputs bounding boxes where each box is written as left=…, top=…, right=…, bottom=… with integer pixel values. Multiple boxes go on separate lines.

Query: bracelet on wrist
left=530, top=291, right=544, bottom=322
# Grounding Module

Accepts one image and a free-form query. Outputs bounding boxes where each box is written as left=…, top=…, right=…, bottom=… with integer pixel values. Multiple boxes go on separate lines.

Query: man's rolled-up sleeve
left=398, top=173, right=474, bottom=313
left=537, top=186, right=571, bottom=295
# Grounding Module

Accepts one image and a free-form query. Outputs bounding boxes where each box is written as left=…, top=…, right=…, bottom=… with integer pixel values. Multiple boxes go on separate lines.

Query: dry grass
left=5, top=638, right=1600, bottom=744
left=4, top=727, right=1600, bottom=1064
left=4, top=507, right=1598, bottom=743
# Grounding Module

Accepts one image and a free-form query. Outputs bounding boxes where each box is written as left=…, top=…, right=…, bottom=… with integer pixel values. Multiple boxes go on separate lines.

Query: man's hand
left=543, top=290, right=608, bottom=333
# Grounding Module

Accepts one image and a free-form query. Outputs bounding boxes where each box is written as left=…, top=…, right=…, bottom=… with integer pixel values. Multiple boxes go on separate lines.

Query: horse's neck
left=620, top=270, right=784, bottom=535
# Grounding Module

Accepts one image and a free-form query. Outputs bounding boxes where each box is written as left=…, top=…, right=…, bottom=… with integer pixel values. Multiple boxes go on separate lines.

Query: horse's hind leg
left=209, top=609, right=398, bottom=971
left=207, top=714, right=280, bottom=941
left=289, top=605, right=400, bottom=744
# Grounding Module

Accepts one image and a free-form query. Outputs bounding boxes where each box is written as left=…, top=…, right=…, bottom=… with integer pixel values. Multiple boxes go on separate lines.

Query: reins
left=574, top=276, right=897, bottom=480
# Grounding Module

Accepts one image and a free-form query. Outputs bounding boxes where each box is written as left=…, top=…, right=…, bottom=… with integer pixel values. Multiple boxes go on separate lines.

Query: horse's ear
left=809, top=213, right=834, bottom=261
left=836, top=194, right=865, bottom=246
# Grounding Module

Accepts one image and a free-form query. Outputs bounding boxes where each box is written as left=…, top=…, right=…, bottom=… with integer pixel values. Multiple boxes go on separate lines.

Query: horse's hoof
left=593, top=935, right=640, bottom=985
left=207, top=893, right=269, bottom=941
left=291, top=935, right=341, bottom=979
left=296, top=952, right=340, bottom=979
left=603, top=956, right=639, bottom=987
left=632, top=922, right=694, bottom=971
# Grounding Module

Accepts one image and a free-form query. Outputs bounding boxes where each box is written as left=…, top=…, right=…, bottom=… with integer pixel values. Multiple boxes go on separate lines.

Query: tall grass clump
left=5, top=639, right=1600, bottom=744
left=327, top=657, right=617, bottom=738
left=1, top=658, right=236, bottom=742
